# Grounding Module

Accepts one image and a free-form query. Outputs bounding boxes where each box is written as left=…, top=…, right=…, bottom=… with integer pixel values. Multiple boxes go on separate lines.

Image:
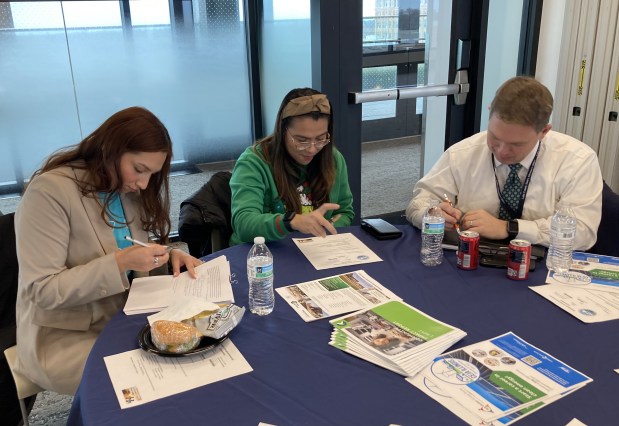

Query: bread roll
left=150, top=320, right=202, bottom=353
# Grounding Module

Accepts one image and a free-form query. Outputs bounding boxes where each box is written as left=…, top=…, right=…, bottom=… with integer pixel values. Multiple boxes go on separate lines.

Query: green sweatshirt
left=229, top=145, right=354, bottom=245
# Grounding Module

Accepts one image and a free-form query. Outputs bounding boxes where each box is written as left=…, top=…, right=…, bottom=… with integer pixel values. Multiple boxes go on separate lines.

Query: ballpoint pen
left=124, top=236, right=172, bottom=251
left=443, top=194, right=462, bottom=234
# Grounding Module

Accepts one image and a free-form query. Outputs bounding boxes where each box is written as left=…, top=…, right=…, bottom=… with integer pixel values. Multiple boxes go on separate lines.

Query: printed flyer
left=328, top=300, right=466, bottom=377
left=415, top=332, right=591, bottom=423
left=276, top=270, right=400, bottom=321
left=545, top=252, right=619, bottom=292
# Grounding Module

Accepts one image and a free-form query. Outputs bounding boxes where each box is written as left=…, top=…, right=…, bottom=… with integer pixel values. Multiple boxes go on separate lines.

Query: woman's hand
left=169, top=249, right=202, bottom=278
left=115, top=244, right=169, bottom=274
left=290, top=203, right=340, bottom=237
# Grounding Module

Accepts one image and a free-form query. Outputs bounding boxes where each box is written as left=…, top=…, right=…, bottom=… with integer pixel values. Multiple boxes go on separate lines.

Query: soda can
left=457, top=230, right=480, bottom=270
left=507, top=239, right=531, bottom=280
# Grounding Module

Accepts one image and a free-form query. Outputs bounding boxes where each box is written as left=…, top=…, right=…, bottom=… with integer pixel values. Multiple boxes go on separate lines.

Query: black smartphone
left=479, top=255, right=536, bottom=271
left=360, top=218, right=403, bottom=240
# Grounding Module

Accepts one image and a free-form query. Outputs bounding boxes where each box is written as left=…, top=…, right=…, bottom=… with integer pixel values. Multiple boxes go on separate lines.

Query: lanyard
left=491, top=142, right=540, bottom=219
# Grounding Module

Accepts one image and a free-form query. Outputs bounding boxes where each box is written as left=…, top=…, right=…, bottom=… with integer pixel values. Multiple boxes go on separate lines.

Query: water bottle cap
left=254, top=236, right=265, bottom=244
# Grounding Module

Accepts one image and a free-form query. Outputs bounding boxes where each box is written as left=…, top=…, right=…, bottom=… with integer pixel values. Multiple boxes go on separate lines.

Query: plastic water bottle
left=247, top=236, right=274, bottom=315
left=546, top=204, right=577, bottom=273
left=420, top=199, right=445, bottom=266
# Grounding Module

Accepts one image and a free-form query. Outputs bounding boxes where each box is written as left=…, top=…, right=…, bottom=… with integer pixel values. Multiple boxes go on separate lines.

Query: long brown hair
left=255, top=88, right=336, bottom=213
left=34, top=106, right=173, bottom=242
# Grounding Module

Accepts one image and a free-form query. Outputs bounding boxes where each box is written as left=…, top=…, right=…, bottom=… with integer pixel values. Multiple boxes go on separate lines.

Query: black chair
left=0, top=213, right=36, bottom=425
left=589, top=181, right=619, bottom=257
left=178, top=171, right=232, bottom=258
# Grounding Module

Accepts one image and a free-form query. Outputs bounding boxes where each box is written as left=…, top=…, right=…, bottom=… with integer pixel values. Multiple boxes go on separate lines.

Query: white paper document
left=531, top=252, right=619, bottom=323
left=124, top=255, right=234, bottom=315
left=104, top=339, right=252, bottom=408
left=530, top=285, right=619, bottom=323
left=292, top=233, right=382, bottom=270
left=276, top=270, right=401, bottom=321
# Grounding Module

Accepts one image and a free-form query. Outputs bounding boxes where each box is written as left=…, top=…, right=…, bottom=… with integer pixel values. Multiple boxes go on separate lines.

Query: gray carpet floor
left=1, top=137, right=419, bottom=425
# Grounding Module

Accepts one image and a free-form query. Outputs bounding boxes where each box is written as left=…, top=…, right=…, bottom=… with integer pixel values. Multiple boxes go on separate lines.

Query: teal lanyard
left=99, top=192, right=132, bottom=250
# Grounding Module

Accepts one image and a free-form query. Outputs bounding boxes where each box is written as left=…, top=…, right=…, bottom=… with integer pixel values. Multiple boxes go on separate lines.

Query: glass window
left=0, top=0, right=252, bottom=194
left=361, top=0, right=427, bottom=140
left=479, top=0, right=524, bottom=131
left=260, top=0, right=311, bottom=134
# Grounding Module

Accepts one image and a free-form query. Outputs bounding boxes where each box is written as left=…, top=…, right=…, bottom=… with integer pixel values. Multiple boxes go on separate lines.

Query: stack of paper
left=531, top=252, right=619, bottom=323
left=329, top=300, right=466, bottom=377
left=408, top=332, right=592, bottom=425
left=124, top=255, right=234, bottom=315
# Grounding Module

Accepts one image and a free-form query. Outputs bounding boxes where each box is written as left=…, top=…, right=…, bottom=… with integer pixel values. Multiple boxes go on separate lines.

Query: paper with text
left=123, top=255, right=233, bottom=315
left=530, top=285, right=619, bottom=323
left=276, top=270, right=400, bottom=321
left=292, top=233, right=382, bottom=270
left=104, top=339, right=252, bottom=408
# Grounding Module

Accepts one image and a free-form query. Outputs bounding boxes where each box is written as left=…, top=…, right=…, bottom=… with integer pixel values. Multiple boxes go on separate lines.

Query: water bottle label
left=560, top=232, right=574, bottom=239
left=423, top=222, right=445, bottom=234
left=251, top=263, right=273, bottom=278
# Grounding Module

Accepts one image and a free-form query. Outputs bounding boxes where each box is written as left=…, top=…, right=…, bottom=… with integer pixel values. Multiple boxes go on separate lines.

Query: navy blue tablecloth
left=68, top=226, right=619, bottom=425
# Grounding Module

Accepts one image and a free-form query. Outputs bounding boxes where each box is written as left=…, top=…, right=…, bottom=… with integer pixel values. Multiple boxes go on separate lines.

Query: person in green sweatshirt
left=229, top=87, right=354, bottom=245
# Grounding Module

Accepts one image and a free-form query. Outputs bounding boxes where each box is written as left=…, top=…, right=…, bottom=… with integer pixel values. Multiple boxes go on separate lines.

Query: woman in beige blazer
left=15, top=107, right=201, bottom=395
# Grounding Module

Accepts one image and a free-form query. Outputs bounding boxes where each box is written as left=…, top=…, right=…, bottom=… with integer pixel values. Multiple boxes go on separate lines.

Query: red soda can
left=457, top=230, right=480, bottom=270
left=507, top=239, right=531, bottom=280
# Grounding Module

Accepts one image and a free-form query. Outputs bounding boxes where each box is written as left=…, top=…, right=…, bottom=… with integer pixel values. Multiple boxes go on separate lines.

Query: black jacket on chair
left=589, top=181, right=619, bottom=257
left=178, top=171, right=232, bottom=258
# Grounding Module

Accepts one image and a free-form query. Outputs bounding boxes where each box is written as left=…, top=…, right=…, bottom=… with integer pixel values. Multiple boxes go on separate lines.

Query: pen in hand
left=124, top=236, right=172, bottom=252
left=442, top=194, right=462, bottom=234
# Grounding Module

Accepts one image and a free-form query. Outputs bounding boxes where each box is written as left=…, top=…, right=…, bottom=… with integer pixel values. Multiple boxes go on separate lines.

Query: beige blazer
left=15, top=166, right=153, bottom=395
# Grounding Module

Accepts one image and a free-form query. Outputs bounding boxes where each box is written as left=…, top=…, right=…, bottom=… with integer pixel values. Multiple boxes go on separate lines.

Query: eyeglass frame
left=287, top=131, right=331, bottom=151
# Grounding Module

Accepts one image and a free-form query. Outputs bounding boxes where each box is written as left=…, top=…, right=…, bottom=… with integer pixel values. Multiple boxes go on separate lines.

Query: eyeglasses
left=288, top=132, right=331, bottom=151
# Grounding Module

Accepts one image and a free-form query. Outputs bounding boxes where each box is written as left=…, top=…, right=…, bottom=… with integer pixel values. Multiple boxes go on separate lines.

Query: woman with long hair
left=15, top=107, right=201, bottom=395
left=230, top=88, right=354, bottom=244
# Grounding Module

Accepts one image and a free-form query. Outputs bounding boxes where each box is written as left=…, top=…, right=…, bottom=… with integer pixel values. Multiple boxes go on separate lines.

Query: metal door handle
left=349, top=70, right=469, bottom=106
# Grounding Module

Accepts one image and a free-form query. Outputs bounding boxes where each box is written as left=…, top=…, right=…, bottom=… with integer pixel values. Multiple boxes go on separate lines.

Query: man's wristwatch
left=283, top=211, right=296, bottom=232
left=507, top=219, right=519, bottom=239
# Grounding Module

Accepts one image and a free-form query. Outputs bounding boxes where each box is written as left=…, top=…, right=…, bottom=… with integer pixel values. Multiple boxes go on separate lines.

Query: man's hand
left=439, top=201, right=464, bottom=230
left=461, top=209, right=509, bottom=239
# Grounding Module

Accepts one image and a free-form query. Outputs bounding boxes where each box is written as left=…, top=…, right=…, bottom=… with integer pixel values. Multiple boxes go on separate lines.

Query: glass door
left=359, top=0, right=455, bottom=219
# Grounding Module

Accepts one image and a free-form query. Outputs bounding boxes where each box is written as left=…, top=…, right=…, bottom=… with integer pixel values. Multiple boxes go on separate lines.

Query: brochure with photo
left=276, top=270, right=401, bottom=322
left=328, top=300, right=466, bottom=377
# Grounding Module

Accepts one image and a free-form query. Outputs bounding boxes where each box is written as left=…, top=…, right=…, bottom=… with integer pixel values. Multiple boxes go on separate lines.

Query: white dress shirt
left=406, top=130, right=603, bottom=249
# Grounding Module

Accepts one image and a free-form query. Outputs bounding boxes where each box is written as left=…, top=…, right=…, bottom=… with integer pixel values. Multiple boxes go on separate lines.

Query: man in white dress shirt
left=406, top=76, right=602, bottom=250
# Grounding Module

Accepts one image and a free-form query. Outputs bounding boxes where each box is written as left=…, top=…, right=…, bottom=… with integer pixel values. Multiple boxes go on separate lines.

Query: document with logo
left=530, top=285, right=619, bottom=323
left=276, top=270, right=401, bottom=321
left=531, top=252, right=619, bottom=322
left=104, top=339, right=252, bottom=409
left=544, top=252, right=619, bottom=292
left=412, top=332, right=591, bottom=423
left=292, top=233, right=382, bottom=270
left=406, top=373, right=574, bottom=425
